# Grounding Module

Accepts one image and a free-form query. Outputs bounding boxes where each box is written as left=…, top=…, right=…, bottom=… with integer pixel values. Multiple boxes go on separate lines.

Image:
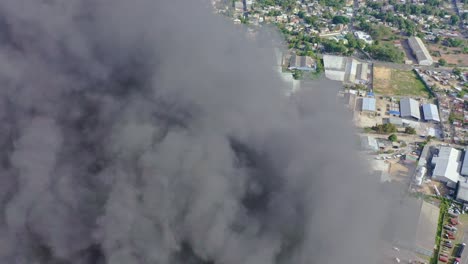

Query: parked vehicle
left=456, top=243, right=466, bottom=258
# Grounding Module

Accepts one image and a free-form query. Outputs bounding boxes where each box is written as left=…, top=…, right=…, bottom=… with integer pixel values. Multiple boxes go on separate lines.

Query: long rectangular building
left=422, top=104, right=440, bottom=122
left=408, top=37, right=433, bottom=66
left=461, top=150, right=468, bottom=176
left=400, top=98, right=420, bottom=120
left=323, top=55, right=370, bottom=84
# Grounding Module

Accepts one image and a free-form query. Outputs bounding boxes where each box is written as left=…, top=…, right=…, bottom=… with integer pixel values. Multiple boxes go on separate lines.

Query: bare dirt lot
left=389, top=160, right=415, bottom=184
left=416, top=181, right=449, bottom=197
left=428, top=44, right=468, bottom=66
left=355, top=111, right=381, bottom=128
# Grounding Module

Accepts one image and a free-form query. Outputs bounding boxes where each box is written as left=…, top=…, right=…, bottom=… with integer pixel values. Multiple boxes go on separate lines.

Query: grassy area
left=373, top=67, right=430, bottom=98
left=432, top=199, right=448, bottom=264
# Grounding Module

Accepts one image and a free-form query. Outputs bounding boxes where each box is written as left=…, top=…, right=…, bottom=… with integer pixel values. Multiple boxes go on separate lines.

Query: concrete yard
left=416, top=201, right=440, bottom=256
left=389, top=161, right=415, bottom=184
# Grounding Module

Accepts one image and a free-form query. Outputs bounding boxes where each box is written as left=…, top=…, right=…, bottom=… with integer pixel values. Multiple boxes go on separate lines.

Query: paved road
left=460, top=229, right=468, bottom=264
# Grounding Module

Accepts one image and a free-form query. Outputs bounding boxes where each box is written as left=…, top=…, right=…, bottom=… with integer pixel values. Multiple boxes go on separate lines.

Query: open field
left=373, top=67, right=430, bottom=98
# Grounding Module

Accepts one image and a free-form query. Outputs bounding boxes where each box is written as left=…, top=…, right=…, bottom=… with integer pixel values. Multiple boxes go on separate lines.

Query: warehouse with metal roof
left=431, top=147, right=462, bottom=184
left=362, top=97, right=376, bottom=112
left=456, top=178, right=468, bottom=202
left=323, top=55, right=370, bottom=84
left=461, top=150, right=468, bottom=176
left=408, top=37, right=434, bottom=66
left=422, top=104, right=440, bottom=122
left=400, top=98, right=420, bottom=120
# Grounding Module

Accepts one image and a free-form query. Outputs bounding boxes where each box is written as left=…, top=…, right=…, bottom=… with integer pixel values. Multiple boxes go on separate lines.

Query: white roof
left=432, top=147, right=462, bottom=183
left=323, top=55, right=346, bottom=70
left=362, top=97, right=376, bottom=112
left=323, top=55, right=369, bottom=84
left=361, top=135, right=378, bottom=151
left=456, top=178, right=468, bottom=202
left=400, top=98, right=420, bottom=120
left=422, top=104, right=440, bottom=122
left=461, top=150, right=468, bottom=176
left=359, top=63, right=368, bottom=80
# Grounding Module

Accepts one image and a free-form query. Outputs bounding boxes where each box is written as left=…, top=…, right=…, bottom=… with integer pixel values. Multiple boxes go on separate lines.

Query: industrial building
left=361, top=135, right=378, bottom=151
left=288, top=54, right=316, bottom=71
left=461, top=150, right=468, bottom=176
left=456, top=178, right=468, bottom=203
left=431, top=147, right=462, bottom=184
left=400, top=98, right=421, bottom=120
left=422, top=104, right=440, bottom=123
left=323, top=55, right=370, bottom=84
left=361, top=97, right=376, bottom=112
left=408, top=37, right=434, bottom=66
left=383, top=117, right=404, bottom=127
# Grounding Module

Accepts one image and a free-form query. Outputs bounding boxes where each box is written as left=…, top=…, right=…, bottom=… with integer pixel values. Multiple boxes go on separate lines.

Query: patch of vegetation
left=405, top=127, right=416, bottom=134
left=388, top=134, right=398, bottom=142
left=365, top=43, right=405, bottom=63
left=449, top=112, right=463, bottom=123
left=431, top=199, right=450, bottom=264
left=332, top=15, right=349, bottom=24
left=372, top=123, right=397, bottom=134
left=292, top=70, right=303, bottom=80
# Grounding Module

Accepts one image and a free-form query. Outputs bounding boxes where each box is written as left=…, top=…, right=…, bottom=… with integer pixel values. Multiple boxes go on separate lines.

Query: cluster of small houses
left=416, top=68, right=468, bottom=143
left=358, top=0, right=467, bottom=36
left=219, top=0, right=356, bottom=34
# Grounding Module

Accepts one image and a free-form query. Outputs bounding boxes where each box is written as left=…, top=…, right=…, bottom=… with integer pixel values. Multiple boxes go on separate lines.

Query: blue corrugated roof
left=388, top=110, right=400, bottom=115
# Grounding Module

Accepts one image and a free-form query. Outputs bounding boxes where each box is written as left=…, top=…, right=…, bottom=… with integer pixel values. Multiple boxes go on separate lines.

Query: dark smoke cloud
left=0, top=1, right=396, bottom=263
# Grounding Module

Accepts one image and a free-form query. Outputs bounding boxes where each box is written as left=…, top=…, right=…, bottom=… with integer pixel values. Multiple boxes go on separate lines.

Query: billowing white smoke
left=0, top=1, right=386, bottom=263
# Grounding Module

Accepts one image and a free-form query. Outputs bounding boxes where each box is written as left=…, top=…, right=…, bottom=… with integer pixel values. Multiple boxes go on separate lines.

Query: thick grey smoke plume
left=0, top=1, right=388, bottom=263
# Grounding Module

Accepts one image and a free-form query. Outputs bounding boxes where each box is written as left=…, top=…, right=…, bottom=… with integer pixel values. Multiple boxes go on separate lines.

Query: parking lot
left=437, top=205, right=467, bottom=264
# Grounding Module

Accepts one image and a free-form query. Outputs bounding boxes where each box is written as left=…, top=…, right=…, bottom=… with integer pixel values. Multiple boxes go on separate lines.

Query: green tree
left=450, top=15, right=460, bottom=25
left=332, top=15, right=350, bottom=24
left=365, top=43, right=404, bottom=63
left=297, top=10, right=306, bottom=19
left=292, top=70, right=303, bottom=80
left=405, top=127, right=416, bottom=134
left=345, top=33, right=358, bottom=49
left=388, top=134, right=398, bottom=142
left=438, top=58, right=447, bottom=66
left=303, top=15, right=318, bottom=26
left=444, top=38, right=463, bottom=47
